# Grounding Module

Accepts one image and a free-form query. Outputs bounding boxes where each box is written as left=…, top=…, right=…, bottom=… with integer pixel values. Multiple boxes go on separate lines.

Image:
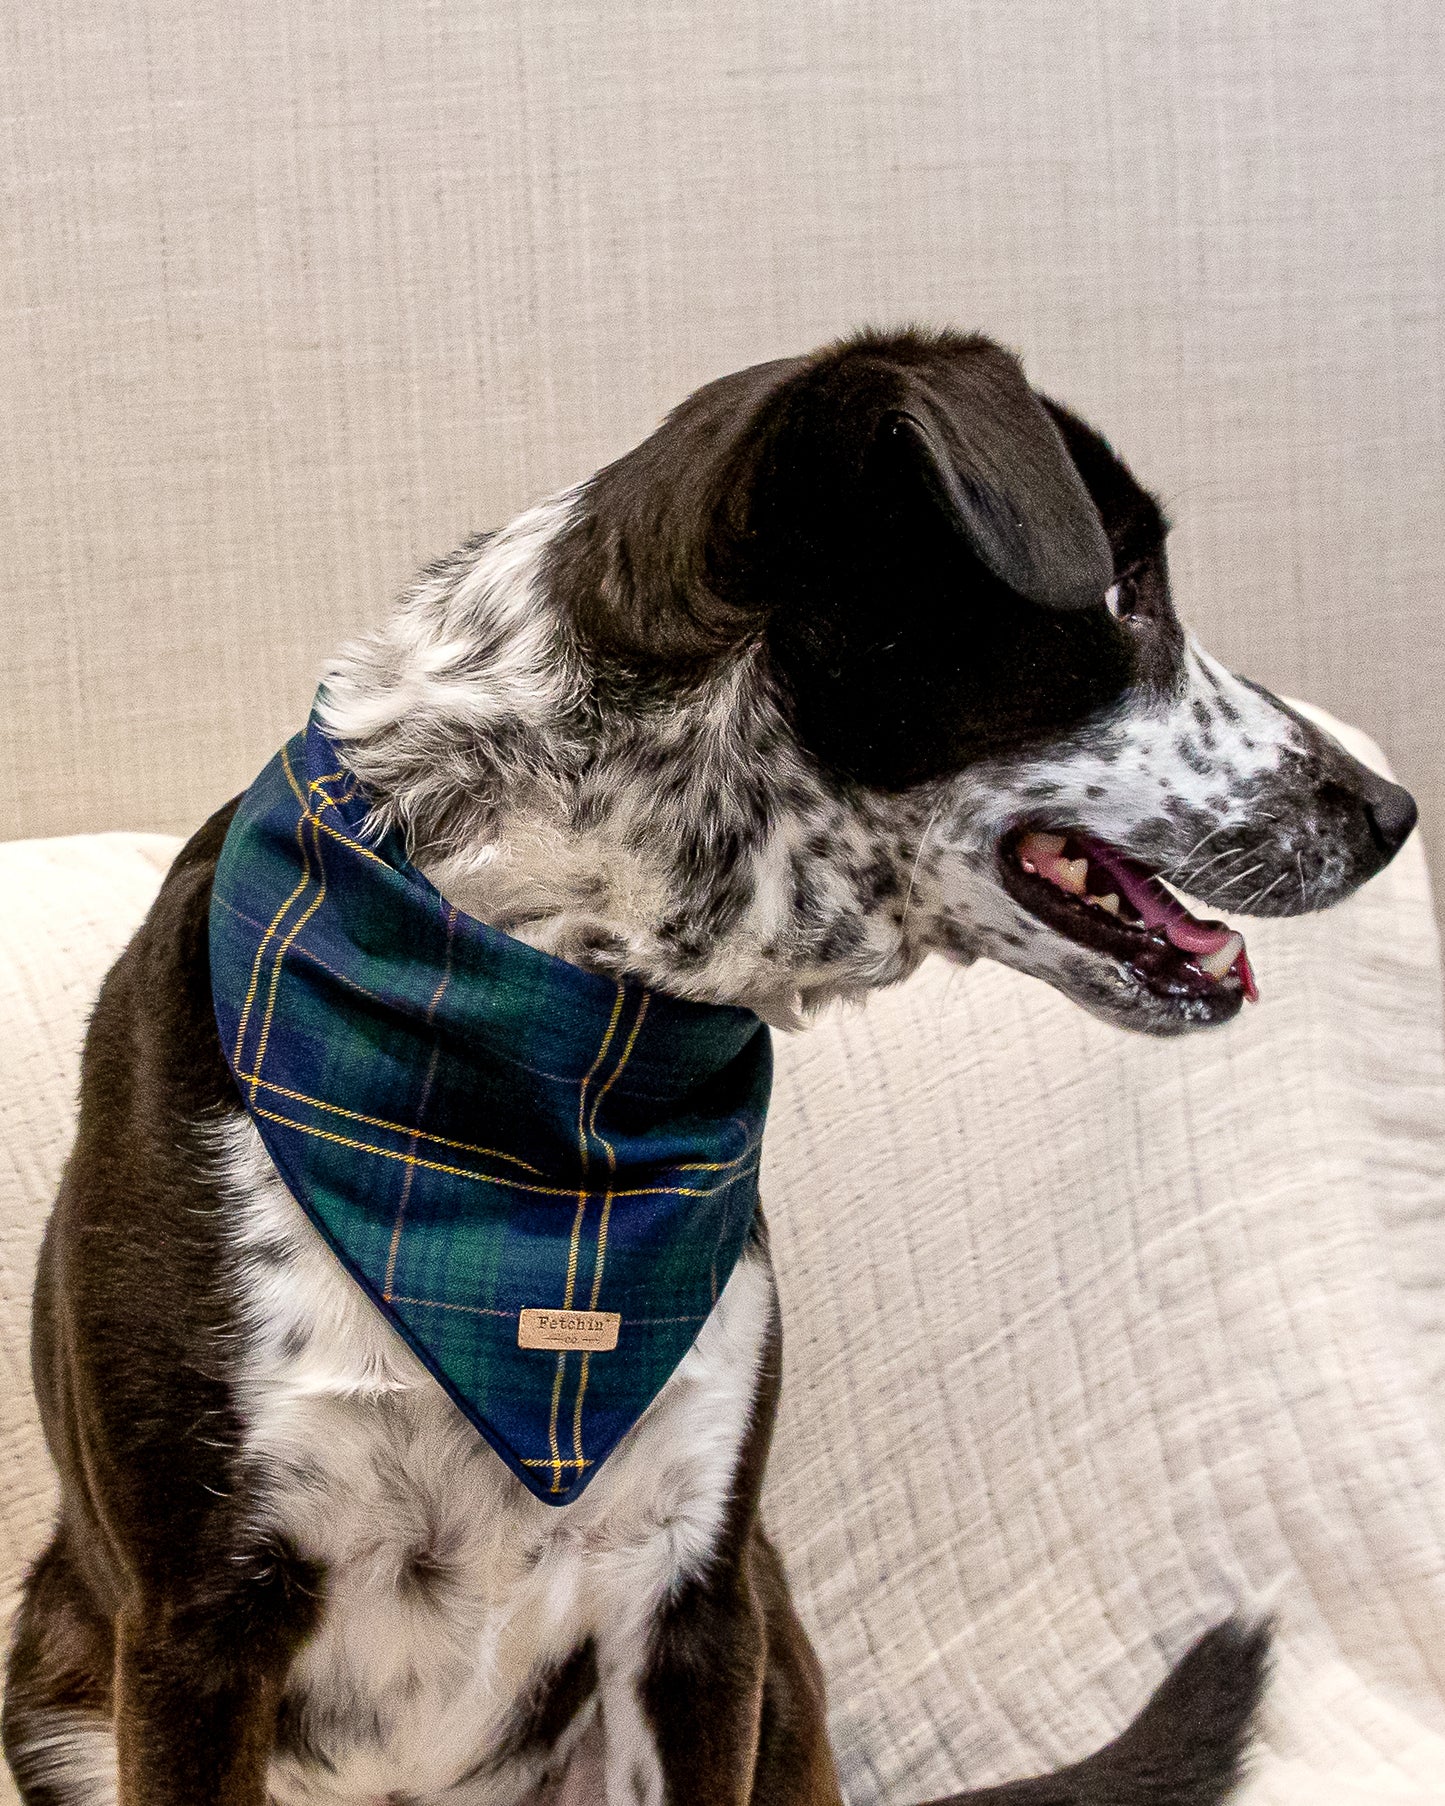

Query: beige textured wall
left=3, top=3, right=1442, bottom=907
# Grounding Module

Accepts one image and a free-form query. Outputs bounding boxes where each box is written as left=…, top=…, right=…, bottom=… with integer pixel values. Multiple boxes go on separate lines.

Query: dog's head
left=325, top=329, right=1416, bottom=1034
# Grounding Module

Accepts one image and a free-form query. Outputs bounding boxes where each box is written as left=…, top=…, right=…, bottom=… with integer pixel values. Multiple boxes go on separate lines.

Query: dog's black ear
left=749, top=334, right=1135, bottom=788
left=733, top=334, right=1114, bottom=617
left=885, top=369, right=1114, bottom=611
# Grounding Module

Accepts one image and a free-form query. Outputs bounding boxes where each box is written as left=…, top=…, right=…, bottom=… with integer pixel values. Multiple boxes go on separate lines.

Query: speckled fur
left=317, top=502, right=1382, bottom=1038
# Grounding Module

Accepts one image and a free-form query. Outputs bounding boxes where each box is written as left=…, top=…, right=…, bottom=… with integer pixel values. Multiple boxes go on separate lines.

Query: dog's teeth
left=1020, top=859, right=1037, bottom=875
left=1055, top=857, right=1088, bottom=896
left=1097, top=892, right=1121, bottom=915
left=1018, top=831, right=1066, bottom=865
left=1196, top=932, right=1245, bottom=981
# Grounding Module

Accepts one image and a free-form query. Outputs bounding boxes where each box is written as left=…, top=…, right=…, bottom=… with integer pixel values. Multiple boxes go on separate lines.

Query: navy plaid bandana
left=209, top=714, right=771, bottom=1504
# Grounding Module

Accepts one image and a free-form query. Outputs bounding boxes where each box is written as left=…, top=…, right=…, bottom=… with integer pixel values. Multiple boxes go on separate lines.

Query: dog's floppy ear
left=733, top=334, right=1114, bottom=621
left=884, top=351, right=1113, bottom=610
left=557, top=333, right=1116, bottom=712
left=749, top=333, right=1134, bottom=787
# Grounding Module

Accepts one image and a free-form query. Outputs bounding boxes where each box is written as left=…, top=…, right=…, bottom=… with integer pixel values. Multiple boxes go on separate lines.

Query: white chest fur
left=215, top=1115, right=772, bottom=1806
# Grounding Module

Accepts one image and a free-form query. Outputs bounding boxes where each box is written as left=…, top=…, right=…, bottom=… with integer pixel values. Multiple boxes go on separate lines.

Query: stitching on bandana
left=252, top=810, right=326, bottom=1095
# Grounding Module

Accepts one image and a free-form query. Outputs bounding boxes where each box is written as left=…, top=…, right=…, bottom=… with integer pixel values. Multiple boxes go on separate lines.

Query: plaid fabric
left=209, top=715, right=771, bottom=1504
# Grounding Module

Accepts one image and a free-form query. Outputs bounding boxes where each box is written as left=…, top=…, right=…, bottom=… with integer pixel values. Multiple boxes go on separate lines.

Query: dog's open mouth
left=1000, top=828, right=1259, bottom=1005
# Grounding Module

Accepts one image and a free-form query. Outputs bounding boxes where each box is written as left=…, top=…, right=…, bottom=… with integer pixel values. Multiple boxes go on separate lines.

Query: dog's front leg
left=633, top=1565, right=768, bottom=1806
left=634, top=1533, right=840, bottom=1806
left=112, top=1576, right=316, bottom=1806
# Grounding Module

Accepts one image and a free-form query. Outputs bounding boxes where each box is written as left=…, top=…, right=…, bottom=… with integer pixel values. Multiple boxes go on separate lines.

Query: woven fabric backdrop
left=2, top=1, right=1442, bottom=916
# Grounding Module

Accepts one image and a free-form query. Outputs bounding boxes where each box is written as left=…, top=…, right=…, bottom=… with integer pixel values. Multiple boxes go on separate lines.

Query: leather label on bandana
left=518, top=1308, right=622, bottom=1352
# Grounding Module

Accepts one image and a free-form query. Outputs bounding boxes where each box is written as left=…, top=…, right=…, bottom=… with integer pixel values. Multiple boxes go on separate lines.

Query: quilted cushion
left=3, top=711, right=1444, bottom=1803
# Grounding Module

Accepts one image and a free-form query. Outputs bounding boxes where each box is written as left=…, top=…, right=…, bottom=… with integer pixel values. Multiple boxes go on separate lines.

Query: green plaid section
left=209, top=714, right=771, bottom=1504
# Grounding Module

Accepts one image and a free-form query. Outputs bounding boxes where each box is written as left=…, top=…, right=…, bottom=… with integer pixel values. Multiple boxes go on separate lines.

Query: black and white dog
left=3, top=331, right=1416, bottom=1806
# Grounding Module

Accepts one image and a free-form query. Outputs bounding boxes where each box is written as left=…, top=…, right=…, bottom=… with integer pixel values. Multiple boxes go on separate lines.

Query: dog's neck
left=318, top=497, right=946, bottom=1026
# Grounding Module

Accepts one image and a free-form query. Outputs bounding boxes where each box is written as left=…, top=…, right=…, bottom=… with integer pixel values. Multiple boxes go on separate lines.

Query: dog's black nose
left=1365, top=781, right=1418, bottom=855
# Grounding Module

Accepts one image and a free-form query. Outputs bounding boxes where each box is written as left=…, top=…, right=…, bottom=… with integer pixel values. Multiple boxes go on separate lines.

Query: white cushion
left=4, top=713, right=1444, bottom=1803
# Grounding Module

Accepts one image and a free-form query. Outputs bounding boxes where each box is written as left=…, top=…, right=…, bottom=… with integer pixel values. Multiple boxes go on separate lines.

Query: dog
left=2, top=329, right=1417, bottom=1806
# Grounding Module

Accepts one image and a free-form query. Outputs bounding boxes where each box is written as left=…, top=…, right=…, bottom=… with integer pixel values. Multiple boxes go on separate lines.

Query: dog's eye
left=1104, top=574, right=1139, bottom=621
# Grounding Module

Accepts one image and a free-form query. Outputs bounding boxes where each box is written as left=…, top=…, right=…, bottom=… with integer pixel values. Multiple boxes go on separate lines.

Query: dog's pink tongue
left=1077, top=835, right=1259, bottom=1002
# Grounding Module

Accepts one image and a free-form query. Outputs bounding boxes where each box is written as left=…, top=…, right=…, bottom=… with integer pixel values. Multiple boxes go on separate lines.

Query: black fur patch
left=483, top=1640, right=598, bottom=1771
left=556, top=330, right=1174, bottom=791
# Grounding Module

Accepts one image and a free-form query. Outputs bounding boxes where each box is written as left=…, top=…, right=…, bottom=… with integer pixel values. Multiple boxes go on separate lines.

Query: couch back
left=3, top=2, right=1442, bottom=907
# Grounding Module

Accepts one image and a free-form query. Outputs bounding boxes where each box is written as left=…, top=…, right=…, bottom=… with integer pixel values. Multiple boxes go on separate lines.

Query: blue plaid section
left=209, top=715, right=771, bottom=1504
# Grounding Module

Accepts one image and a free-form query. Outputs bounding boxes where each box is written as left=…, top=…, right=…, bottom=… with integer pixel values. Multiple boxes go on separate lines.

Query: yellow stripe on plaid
left=246, top=1106, right=759, bottom=1202
left=230, top=753, right=348, bottom=1070
left=388, top=1295, right=514, bottom=1318
left=231, top=1071, right=545, bottom=1175
left=293, top=808, right=393, bottom=869
left=280, top=749, right=390, bottom=867
left=383, top=904, right=460, bottom=1301
left=673, top=1138, right=765, bottom=1174
left=570, top=991, right=651, bottom=1471
left=246, top=759, right=361, bottom=1099
left=547, top=983, right=627, bottom=1493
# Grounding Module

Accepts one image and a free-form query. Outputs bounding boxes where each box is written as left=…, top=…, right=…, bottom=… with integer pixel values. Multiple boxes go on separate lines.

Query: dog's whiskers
left=898, top=799, right=943, bottom=942
left=1239, top=872, right=1287, bottom=913
left=1162, top=813, right=1285, bottom=895
left=1170, top=842, right=1252, bottom=892
left=1211, top=862, right=1265, bottom=897
left=1159, top=821, right=1232, bottom=881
